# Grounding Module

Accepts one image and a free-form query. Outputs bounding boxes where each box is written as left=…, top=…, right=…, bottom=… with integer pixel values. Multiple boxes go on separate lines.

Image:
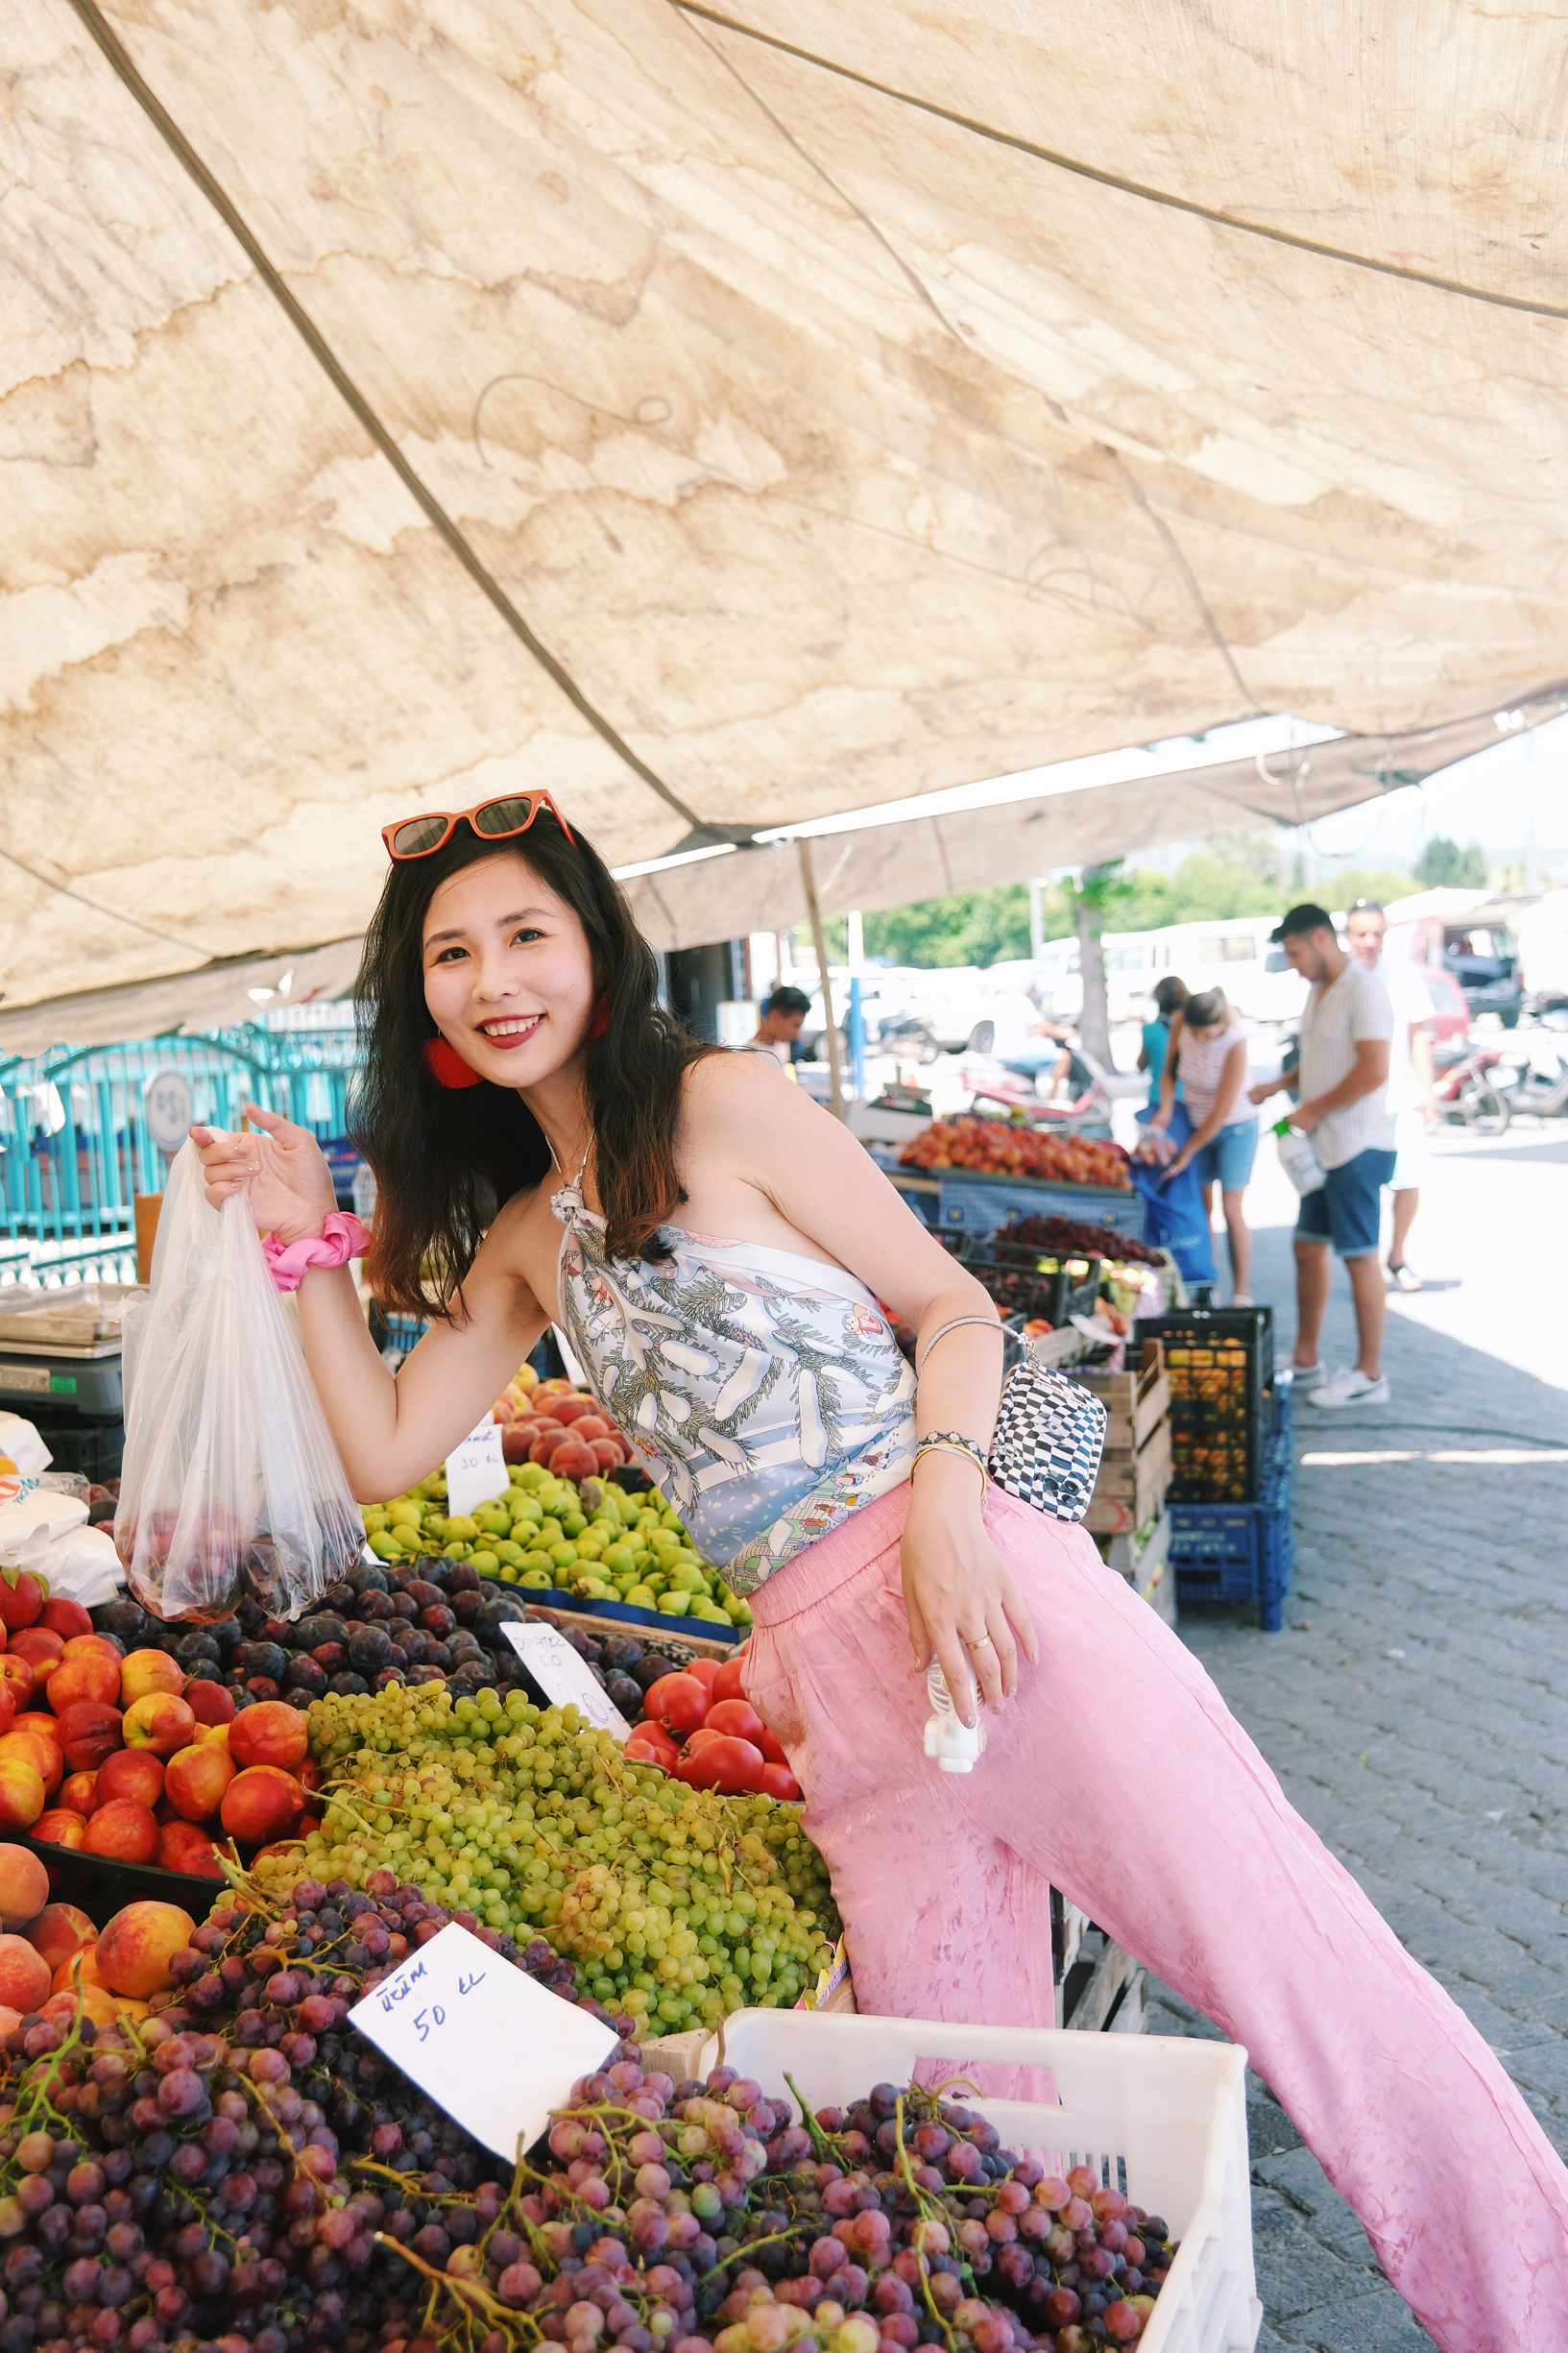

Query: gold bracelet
left=911, top=1431, right=989, bottom=1498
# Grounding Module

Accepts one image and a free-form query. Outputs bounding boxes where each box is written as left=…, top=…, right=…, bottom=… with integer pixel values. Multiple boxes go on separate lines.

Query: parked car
left=1440, top=921, right=1523, bottom=1026
left=1415, top=964, right=1470, bottom=1045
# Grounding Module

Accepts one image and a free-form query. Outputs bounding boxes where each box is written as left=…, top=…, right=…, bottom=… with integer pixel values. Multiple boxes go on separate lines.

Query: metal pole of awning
left=797, top=839, right=845, bottom=1120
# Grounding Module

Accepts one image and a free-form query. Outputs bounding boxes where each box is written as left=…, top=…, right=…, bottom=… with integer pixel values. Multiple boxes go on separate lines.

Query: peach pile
left=0, top=1567, right=317, bottom=1883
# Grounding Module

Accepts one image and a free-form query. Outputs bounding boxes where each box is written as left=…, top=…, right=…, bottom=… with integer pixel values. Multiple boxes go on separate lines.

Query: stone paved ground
left=1141, top=1121, right=1568, bottom=2349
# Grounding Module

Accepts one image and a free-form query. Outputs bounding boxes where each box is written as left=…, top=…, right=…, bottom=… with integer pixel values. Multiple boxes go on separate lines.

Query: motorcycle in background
left=1491, top=1009, right=1568, bottom=1123
left=1433, top=1038, right=1508, bottom=1134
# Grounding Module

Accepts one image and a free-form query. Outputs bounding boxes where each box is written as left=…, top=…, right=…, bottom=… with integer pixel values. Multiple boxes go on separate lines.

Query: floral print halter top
left=550, top=1173, right=916, bottom=1595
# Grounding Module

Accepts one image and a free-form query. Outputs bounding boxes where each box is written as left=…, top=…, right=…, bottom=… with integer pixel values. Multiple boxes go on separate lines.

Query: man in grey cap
left=1251, top=904, right=1395, bottom=1407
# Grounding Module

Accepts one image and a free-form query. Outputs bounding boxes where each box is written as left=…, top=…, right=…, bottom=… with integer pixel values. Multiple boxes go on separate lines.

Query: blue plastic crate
left=934, top=1172, right=1147, bottom=1240
left=1170, top=1426, right=1294, bottom=1630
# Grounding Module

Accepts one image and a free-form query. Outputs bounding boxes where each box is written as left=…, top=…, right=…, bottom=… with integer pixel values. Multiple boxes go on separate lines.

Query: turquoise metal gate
left=0, top=1009, right=362, bottom=1256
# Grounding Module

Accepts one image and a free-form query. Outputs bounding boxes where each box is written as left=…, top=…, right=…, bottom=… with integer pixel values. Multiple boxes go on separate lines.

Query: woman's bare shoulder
left=682, top=1046, right=805, bottom=1119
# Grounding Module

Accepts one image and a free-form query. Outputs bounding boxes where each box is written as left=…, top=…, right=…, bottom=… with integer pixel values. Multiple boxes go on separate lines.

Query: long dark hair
left=351, top=812, right=713, bottom=1318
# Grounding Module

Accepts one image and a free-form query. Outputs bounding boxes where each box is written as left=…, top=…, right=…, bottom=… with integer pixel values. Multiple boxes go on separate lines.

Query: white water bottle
left=924, top=1661, right=986, bottom=1772
left=1272, top=1116, right=1325, bottom=1195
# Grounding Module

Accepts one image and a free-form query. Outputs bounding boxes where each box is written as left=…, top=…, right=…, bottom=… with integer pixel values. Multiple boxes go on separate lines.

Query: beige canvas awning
left=6, top=0, right=1566, bottom=1016
left=3, top=690, right=1559, bottom=1052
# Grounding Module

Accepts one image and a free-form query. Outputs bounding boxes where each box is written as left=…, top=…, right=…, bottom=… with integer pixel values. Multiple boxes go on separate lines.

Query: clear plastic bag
left=114, top=1135, right=364, bottom=1622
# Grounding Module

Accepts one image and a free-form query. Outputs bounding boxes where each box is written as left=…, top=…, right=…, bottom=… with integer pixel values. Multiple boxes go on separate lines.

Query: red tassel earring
left=423, top=1036, right=482, bottom=1089
left=587, top=994, right=612, bottom=1042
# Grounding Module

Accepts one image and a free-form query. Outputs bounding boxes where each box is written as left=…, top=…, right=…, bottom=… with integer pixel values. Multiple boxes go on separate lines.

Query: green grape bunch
left=295, top=1682, right=841, bottom=2030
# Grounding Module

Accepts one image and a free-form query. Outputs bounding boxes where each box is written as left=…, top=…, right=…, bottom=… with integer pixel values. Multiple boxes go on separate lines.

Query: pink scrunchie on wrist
left=262, top=1212, right=371, bottom=1294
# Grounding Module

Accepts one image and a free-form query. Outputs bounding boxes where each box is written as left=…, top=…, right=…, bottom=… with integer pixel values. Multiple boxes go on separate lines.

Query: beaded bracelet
left=911, top=1430, right=989, bottom=1497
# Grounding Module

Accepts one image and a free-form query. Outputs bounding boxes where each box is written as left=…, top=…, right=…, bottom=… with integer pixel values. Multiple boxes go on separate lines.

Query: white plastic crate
left=707, top=2009, right=1260, bottom=2353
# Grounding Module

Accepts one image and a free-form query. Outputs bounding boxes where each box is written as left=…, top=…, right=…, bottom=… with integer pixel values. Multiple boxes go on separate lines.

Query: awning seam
left=60, top=0, right=702, bottom=830
left=674, top=1, right=1568, bottom=326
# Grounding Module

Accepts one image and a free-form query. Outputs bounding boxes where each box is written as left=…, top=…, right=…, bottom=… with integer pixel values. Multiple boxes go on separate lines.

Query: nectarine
left=122, top=1692, right=196, bottom=1757
left=95, top=1899, right=197, bottom=1998
left=228, top=1700, right=308, bottom=1774
left=24, top=1901, right=97, bottom=1974
left=39, top=1597, right=94, bottom=1640
left=0, top=1731, right=59, bottom=1798
left=0, top=1572, right=43, bottom=1635
left=0, top=1842, right=48, bottom=1929
left=0, top=1932, right=50, bottom=2011
left=0, top=1657, right=35, bottom=1714
left=55, top=1700, right=123, bottom=1774
left=96, top=1749, right=164, bottom=1808
left=50, top=1944, right=104, bottom=1992
left=60, top=1770, right=98, bottom=1814
left=83, top=1798, right=158, bottom=1863
left=184, top=1682, right=236, bottom=1728
left=41, top=1980, right=117, bottom=2027
left=220, top=1766, right=303, bottom=1845
left=157, top=1821, right=227, bottom=1880
left=31, top=1808, right=85, bottom=1851
left=117, top=1649, right=184, bottom=1707
left=164, top=1741, right=234, bottom=1824
left=10, top=1629, right=62, bottom=1683
left=0, top=1755, right=44, bottom=1833
left=48, top=1649, right=122, bottom=1713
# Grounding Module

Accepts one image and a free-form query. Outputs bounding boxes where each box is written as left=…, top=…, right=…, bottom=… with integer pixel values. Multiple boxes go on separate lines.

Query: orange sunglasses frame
left=381, top=788, right=577, bottom=861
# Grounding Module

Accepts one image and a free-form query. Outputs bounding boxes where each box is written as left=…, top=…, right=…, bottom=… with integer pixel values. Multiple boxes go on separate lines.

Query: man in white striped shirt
left=1251, top=904, right=1395, bottom=1408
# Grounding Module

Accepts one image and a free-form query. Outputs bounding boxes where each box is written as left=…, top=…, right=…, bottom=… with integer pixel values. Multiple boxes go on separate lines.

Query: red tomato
left=684, top=1659, right=723, bottom=1690
left=759, top=1761, right=803, bottom=1802
left=674, top=1736, right=764, bottom=1795
left=704, top=1697, right=766, bottom=1745
left=624, top=1739, right=672, bottom=1772
left=643, top=1673, right=711, bottom=1736
left=757, top=1726, right=788, bottom=1768
left=684, top=1727, right=723, bottom=1753
left=711, top=1653, right=749, bottom=1706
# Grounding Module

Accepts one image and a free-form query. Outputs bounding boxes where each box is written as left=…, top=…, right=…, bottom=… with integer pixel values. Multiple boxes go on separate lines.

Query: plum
left=298, top=1613, right=350, bottom=1651
left=347, top=1625, right=394, bottom=1673
left=235, top=1641, right=288, bottom=1685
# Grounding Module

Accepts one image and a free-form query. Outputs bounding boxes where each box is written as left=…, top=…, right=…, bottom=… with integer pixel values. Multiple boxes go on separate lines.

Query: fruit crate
left=931, top=1171, right=1147, bottom=1241
left=13, top=1836, right=224, bottom=1929
left=712, top=2009, right=1260, bottom=2353
left=969, top=1241, right=1102, bottom=1330
left=521, top=1597, right=740, bottom=1657
left=1168, top=1413, right=1293, bottom=1632
left=1141, top=1308, right=1275, bottom=1504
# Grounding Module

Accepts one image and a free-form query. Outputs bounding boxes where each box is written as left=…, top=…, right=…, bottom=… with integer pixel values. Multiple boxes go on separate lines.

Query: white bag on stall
left=115, top=1135, right=364, bottom=1622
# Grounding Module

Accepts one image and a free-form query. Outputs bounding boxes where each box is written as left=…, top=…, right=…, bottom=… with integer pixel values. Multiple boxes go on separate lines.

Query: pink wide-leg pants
left=743, top=1484, right=1568, bottom=2353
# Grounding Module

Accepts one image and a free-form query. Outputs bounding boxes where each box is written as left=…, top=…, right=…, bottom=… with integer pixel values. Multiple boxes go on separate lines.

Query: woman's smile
left=474, top=1011, right=544, bottom=1051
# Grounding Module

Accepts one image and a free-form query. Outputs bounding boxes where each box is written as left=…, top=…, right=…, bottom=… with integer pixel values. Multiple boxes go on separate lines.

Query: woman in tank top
left=1150, top=986, right=1260, bottom=1305
left=195, top=804, right=1568, bottom=2350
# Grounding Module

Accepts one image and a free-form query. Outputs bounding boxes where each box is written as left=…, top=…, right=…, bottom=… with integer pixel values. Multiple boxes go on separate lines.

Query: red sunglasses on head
left=381, top=789, right=576, bottom=861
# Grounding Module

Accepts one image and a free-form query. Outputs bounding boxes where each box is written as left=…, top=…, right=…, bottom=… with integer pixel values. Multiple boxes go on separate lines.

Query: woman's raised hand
left=189, top=1104, right=338, bottom=1240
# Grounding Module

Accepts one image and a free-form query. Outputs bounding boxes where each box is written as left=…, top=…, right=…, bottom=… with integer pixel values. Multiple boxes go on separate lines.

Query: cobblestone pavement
left=1143, top=1123, right=1568, bottom=2350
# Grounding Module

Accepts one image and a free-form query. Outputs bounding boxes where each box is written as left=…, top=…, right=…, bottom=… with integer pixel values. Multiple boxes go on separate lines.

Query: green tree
left=1414, top=836, right=1486, bottom=889
left=858, top=884, right=1072, bottom=968
left=1320, top=866, right=1415, bottom=911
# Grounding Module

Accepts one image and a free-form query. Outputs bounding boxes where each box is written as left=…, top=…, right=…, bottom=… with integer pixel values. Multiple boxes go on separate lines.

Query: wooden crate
left=1073, top=1338, right=1169, bottom=1449
left=1089, top=1416, right=1171, bottom=1516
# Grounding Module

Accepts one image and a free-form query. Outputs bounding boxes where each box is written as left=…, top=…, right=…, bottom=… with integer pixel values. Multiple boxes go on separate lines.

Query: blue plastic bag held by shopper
left=1131, top=1104, right=1217, bottom=1284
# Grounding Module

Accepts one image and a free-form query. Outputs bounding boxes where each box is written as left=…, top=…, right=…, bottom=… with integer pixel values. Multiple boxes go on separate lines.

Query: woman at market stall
left=194, top=796, right=1568, bottom=2353
left=1149, top=985, right=1259, bottom=1305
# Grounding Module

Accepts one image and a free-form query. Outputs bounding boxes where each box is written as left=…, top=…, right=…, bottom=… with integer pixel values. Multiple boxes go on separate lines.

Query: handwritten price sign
left=347, top=1922, right=618, bottom=2161
left=444, top=1415, right=510, bottom=1520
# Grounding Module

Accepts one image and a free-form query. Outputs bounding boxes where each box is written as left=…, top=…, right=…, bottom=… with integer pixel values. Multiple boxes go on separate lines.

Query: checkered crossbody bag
left=987, top=1353, right=1106, bottom=1522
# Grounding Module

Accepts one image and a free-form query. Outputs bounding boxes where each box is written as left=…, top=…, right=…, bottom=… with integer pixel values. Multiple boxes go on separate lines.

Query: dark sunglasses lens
left=392, top=816, right=448, bottom=857
left=472, top=795, right=536, bottom=837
